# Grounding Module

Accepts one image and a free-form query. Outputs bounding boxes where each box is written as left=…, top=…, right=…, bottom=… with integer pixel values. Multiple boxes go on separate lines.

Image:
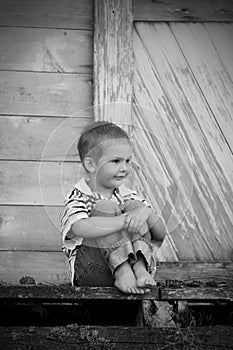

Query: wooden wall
left=0, top=0, right=93, bottom=284
left=94, top=0, right=233, bottom=264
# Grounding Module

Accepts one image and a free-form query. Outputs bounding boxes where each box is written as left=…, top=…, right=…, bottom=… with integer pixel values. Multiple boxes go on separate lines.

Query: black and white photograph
left=0, top=0, right=233, bottom=349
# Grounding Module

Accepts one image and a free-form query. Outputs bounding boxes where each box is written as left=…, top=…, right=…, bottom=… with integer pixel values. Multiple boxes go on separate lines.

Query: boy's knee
left=94, top=199, right=120, bottom=215
left=124, top=199, right=146, bottom=212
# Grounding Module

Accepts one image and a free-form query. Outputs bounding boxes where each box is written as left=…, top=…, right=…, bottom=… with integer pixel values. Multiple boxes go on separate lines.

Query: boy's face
left=92, top=141, right=133, bottom=192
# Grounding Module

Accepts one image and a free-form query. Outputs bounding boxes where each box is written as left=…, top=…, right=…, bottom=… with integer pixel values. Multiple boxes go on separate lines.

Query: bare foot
left=114, top=261, right=145, bottom=294
left=133, top=256, right=157, bottom=290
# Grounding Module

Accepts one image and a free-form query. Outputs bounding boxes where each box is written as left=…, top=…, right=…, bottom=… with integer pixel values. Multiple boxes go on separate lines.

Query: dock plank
left=0, top=325, right=233, bottom=349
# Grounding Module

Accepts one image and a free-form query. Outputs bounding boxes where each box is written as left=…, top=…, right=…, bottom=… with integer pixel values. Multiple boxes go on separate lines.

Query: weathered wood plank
left=204, top=23, right=233, bottom=83
left=0, top=285, right=159, bottom=300
left=1, top=284, right=232, bottom=302
left=0, top=116, right=91, bottom=161
left=1, top=325, right=233, bottom=349
left=0, top=251, right=70, bottom=285
left=158, top=263, right=233, bottom=301
left=1, top=259, right=232, bottom=291
left=133, top=22, right=233, bottom=262
left=156, top=262, right=233, bottom=284
left=0, top=0, right=93, bottom=29
left=0, top=206, right=62, bottom=251
left=0, top=71, right=92, bottom=116
left=0, top=160, right=140, bottom=206
left=170, top=22, right=233, bottom=153
left=162, top=287, right=233, bottom=301
left=133, top=0, right=233, bottom=21
left=0, top=27, right=92, bottom=73
left=0, top=161, right=86, bottom=205
left=94, top=0, right=133, bottom=127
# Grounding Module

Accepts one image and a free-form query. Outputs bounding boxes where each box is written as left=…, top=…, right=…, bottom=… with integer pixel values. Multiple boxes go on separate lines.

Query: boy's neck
left=86, top=176, right=115, bottom=199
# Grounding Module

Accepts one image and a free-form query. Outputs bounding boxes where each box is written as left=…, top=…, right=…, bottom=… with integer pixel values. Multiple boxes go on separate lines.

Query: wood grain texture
left=170, top=22, right=233, bottom=153
left=1, top=261, right=232, bottom=293
left=162, top=287, right=233, bottom=301
left=0, top=251, right=70, bottom=285
left=0, top=161, right=86, bottom=205
left=0, top=0, right=93, bottom=29
left=0, top=71, right=92, bottom=117
left=0, top=0, right=93, bottom=284
left=0, top=206, right=62, bottom=251
left=0, top=160, right=141, bottom=206
left=156, top=262, right=233, bottom=284
left=133, top=0, right=233, bottom=21
left=0, top=285, right=159, bottom=300
left=94, top=0, right=133, bottom=128
left=0, top=116, right=91, bottom=161
left=0, top=284, right=232, bottom=302
left=204, top=23, right=233, bottom=83
left=1, top=326, right=233, bottom=350
left=0, top=259, right=232, bottom=289
left=0, top=27, right=92, bottom=73
left=133, top=23, right=233, bottom=262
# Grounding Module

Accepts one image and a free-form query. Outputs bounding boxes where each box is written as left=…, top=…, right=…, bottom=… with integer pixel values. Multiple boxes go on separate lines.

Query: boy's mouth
left=114, top=175, right=127, bottom=180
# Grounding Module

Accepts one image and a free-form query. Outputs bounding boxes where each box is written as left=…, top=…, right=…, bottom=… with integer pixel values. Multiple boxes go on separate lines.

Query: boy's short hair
left=78, top=121, right=130, bottom=166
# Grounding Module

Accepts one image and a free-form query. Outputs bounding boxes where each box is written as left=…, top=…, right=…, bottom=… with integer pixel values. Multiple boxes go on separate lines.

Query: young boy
left=60, top=121, right=167, bottom=294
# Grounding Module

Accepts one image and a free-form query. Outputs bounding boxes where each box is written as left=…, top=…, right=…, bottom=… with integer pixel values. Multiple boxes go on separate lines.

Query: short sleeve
left=60, top=188, right=89, bottom=250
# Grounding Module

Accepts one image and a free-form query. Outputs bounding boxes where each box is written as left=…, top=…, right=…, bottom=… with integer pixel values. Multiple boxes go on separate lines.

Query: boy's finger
left=127, top=220, right=136, bottom=233
left=130, top=221, right=141, bottom=234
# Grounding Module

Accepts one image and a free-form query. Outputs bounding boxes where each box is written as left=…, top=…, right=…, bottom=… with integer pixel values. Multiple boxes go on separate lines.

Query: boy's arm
left=67, top=215, right=127, bottom=240
left=121, top=202, right=167, bottom=241
left=148, top=210, right=167, bottom=242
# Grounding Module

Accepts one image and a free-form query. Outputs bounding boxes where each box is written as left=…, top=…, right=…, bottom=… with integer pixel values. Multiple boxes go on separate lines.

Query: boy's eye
left=110, top=158, right=132, bottom=164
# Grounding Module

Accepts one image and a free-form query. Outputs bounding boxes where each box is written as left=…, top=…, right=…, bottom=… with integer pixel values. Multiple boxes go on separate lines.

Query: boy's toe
left=127, top=287, right=134, bottom=294
left=137, top=288, right=145, bottom=294
left=145, top=279, right=157, bottom=287
left=128, top=287, right=136, bottom=294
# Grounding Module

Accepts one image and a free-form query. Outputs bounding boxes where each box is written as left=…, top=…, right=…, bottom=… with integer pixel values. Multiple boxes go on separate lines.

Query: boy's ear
left=83, top=157, right=96, bottom=173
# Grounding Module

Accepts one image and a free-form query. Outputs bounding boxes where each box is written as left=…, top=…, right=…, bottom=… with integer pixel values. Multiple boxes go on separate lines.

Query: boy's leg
left=123, top=200, right=157, bottom=288
left=74, top=200, right=126, bottom=287
left=78, top=199, right=145, bottom=294
left=73, top=243, right=114, bottom=287
left=85, top=199, right=134, bottom=272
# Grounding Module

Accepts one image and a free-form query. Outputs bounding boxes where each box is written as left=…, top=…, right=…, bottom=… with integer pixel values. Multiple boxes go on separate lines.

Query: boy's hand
left=123, top=206, right=152, bottom=235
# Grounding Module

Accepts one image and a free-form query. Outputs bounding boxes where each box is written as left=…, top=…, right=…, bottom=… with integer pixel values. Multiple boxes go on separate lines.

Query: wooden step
left=0, top=284, right=233, bottom=301
left=0, top=325, right=233, bottom=349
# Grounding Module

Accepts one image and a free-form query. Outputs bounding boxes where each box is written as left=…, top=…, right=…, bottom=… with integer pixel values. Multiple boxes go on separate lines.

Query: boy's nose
left=121, top=161, right=129, bottom=171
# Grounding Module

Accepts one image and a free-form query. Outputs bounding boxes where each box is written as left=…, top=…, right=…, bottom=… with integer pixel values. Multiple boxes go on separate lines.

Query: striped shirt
left=60, top=178, right=150, bottom=254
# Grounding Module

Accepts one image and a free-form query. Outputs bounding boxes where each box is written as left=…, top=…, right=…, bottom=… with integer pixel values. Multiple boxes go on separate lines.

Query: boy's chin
left=113, top=177, right=126, bottom=186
